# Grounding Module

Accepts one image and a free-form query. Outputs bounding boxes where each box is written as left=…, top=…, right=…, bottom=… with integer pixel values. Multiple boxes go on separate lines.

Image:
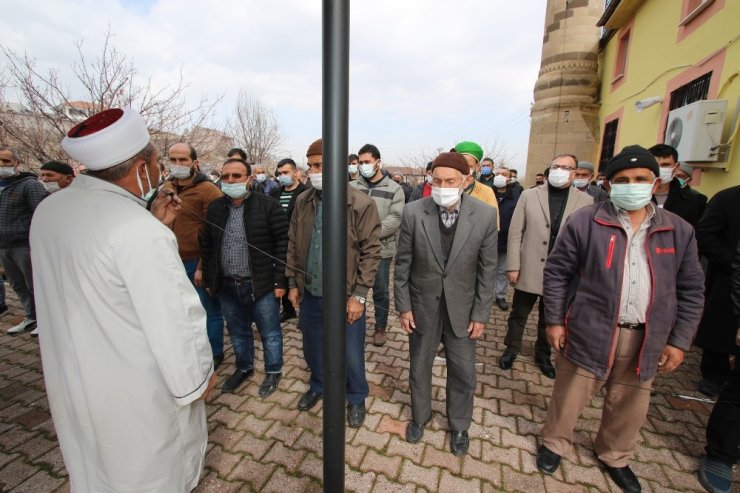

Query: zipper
left=606, top=235, right=616, bottom=269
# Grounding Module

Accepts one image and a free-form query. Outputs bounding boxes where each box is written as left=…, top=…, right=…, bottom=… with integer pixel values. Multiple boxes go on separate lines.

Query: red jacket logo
left=655, top=247, right=676, bottom=255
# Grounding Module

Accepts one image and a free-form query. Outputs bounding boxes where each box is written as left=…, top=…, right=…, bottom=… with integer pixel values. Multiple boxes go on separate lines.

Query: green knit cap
left=454, top=141, right=483, bottom=164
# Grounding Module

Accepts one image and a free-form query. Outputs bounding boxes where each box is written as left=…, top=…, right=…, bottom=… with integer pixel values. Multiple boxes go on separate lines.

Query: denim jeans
left=0, top=246, right=35, bottom=319
left=219, top=280, right=283, bottom=373
left=299, top=292, right=368, bottom=405
left=372, top=257, right=391, bottom=329
left=183, top=259, right=224, bottom=357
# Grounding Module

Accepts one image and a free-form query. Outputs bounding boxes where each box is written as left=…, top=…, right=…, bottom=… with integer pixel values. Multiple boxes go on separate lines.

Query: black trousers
left=700, top=349, right=732, bottom=386
left=705, top=361, right=739, bottom=465
left=504, top=289, right=550, bottom=359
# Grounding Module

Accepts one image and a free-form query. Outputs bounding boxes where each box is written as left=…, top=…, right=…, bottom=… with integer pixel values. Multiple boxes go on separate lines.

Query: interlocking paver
left=0, top=284, right=736, bottom=492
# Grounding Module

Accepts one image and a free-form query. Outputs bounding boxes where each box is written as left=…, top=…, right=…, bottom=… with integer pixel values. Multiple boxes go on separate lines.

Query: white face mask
left=0, top=167, right=16, bottom=178
left=309, top=172, right=323, bottom=190
left=493, top=175, right=508, bottom=188
left=41, top=181, right=61, bottom=193
left=548, top=168, right=572, bottom=188
left=348, top=164, right=358, bottom=175
left=135, top=164, right=157, bottom=202
left=659, top=166, right=674, bottom=184
left=573, top=178, right=589, bottom=189
left=510, top=176, right=518, bottom=183
left=255, top=173, right=267, bottom=183
left=425, top=175, right=433, bottom=184
left=359, top=163, right=376, bottom=179
left=431, top=184, right=463, bottom=209
left=169, top=164, right=191, bottom=180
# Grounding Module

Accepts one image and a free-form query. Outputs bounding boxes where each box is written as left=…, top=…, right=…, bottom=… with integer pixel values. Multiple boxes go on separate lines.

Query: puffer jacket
left=543, top=201, right=705, bottom=381
left=351, top=174, right=404, bottom=258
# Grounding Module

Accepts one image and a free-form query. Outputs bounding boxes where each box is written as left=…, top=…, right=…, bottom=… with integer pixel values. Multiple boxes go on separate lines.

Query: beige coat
left=506, top=184, right=593, bottom=295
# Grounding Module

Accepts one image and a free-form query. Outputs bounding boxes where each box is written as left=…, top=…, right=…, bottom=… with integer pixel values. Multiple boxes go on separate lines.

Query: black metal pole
left=322, top=0, right=349, bottom=491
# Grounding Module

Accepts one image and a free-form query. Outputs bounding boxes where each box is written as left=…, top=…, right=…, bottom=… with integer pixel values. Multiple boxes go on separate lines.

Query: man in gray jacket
left=352, top=143, right=404, bottom=346
left=395, top=152, right=498, bottom=456
left=537, top=145, right=705, bottom=493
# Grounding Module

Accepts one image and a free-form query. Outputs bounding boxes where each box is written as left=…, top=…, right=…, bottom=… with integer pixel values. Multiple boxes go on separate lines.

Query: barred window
left=599, top=119, right=619, bottom=171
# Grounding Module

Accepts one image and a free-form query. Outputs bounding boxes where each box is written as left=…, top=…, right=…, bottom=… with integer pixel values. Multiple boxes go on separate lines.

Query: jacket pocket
left=605, top=234, right=615, bottom=269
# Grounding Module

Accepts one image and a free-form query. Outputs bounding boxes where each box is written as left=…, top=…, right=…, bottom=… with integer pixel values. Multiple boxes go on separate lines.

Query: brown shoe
left=373, top=327, right=386, bottom=346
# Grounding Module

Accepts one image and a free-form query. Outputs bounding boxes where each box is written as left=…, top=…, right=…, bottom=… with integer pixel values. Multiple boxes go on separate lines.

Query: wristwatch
left=352, top=295, right=366, bottom=304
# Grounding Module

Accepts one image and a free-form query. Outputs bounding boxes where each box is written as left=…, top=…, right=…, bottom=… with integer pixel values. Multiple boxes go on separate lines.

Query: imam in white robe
left=30, top=174, right=214, bottom=493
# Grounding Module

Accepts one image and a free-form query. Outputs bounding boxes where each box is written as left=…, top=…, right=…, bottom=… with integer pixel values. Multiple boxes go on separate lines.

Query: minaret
left=524, top=0, right=602, bottom=184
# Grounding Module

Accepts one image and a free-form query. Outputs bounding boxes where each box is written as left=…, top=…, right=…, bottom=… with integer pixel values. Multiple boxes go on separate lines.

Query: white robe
left=30, top=175, right=214, bottom=493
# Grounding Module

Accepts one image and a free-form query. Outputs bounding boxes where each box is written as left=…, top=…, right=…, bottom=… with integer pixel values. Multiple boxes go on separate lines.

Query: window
left=599, top=119, right=619, bottom=171
left=612, top=28, right=631, bottom=84
left=668, top=72, right=712, bottom=111
left=680, top=0, right=714, bottom=25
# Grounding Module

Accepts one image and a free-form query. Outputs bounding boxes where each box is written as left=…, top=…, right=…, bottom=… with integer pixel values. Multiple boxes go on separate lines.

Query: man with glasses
left=499, top=154, right=593, bottom=378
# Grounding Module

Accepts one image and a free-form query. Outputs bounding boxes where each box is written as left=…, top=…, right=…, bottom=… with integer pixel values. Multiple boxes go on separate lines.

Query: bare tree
left=228, top=90, right=282, bottom=170
left=484, top=137, right=517, bottom=169
left=398, top=149, right=440, bottom=170
left=0, top=29, right=223, bottom=168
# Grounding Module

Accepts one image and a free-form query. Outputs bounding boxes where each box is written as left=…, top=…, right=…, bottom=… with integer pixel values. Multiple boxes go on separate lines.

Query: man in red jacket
left=537, top=145, right=705, bottom=493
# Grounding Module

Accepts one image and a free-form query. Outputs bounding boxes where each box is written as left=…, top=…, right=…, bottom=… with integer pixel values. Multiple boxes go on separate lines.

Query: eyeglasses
left=550, top=164, right=576, bottom=171
left=221, top=173, right=246, bottom=180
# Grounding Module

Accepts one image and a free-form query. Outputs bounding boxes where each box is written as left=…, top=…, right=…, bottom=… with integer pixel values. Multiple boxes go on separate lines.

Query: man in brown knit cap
left=286, top=139, right=381, bottom=429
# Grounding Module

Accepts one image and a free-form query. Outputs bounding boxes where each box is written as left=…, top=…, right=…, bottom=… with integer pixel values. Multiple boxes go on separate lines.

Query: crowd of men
left=0, top=106, right=737, bottom=493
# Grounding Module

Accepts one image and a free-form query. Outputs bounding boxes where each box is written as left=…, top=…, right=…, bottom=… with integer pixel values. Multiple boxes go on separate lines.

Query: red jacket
left=543, top=201, right=705, bottom=380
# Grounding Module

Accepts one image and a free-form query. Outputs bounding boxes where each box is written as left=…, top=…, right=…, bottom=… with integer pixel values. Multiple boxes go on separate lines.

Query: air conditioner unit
left=665, top=99, right=727, bottom=162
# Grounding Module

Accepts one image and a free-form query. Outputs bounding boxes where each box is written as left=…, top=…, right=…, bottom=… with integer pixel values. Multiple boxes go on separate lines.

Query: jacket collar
left=593, top=200, right=674, bottom=231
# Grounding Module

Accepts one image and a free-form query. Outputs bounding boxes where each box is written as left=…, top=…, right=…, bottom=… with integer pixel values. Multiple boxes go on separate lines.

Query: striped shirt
left=616, top=203, right=656, bottom=324
left=279, top=190, right=293, bottom=210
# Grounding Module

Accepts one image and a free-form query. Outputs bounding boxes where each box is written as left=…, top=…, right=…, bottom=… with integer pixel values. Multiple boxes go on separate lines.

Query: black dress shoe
left=599, top=461, right=641, bottom=493
left=222, top=369, right=254, bottom=393
left=450, top=430, right=469, bottom=456
left=280, top=310, right=297, bottom=323
left=213, top=354, right=224, bottom=370
left=536, top=444, right=561, bottom=474
left=347, top=404, right=366, bottom=428
left=258, top=373, right=281, bottom=398
left=496, top=298, right=509, bottom=311
left=536, top=356, right=556, bottom=379
left=499, top=350, right=517, bottom=370
left=405, top=421, right=425, bottom=443
left=698, top=379, right=722, bottom=398
left=297, top=391, right=323, bottom=411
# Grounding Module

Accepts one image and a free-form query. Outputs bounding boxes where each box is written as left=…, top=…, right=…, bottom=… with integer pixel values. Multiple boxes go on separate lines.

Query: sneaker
left=496, top=298, right=509, bottom=311
left=7, top=318, right=36, bottom=334
left=698, top=455, right=732, bottom=493
left=30, top=327, right=38, bottom=337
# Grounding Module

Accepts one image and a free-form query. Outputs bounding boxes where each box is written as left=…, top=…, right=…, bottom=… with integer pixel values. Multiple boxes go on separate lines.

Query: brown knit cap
left=432, top=152, right=469, bottom=175
left=306, top=138, right=323, bottom=157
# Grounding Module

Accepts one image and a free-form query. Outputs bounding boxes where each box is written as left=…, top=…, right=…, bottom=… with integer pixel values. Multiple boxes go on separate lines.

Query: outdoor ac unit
left=665, top=100, right=727, bottom=162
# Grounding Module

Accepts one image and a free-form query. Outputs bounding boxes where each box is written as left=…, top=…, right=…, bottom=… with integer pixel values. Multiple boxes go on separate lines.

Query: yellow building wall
left=596, top=0, right=740, bottom=198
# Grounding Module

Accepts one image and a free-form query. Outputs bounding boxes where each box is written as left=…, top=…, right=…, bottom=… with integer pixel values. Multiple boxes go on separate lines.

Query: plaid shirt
left=220, top=201, right=251, bottom=278
left=439, top=207, right=460, bottom=228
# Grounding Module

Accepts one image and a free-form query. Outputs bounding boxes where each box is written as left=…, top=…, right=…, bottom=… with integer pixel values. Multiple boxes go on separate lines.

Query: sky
left=0, top=0, right=547, bottom=172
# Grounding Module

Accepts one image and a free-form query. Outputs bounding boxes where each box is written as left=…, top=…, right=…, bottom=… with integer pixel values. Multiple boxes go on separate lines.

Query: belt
left=617, top=322, right=645, bottom=330
left=222, top=276, right=251, bottom=285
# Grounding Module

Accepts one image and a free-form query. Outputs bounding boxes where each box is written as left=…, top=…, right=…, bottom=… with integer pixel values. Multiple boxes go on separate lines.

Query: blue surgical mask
left=609, top=181, right=656, bottom=211
left=222, top=182, right=248, bottom=198
left=254, top=173, right=267, bottom=183
left=481, top=166, right=492, bottom=176
left=278, top=174, right=294, bottom=187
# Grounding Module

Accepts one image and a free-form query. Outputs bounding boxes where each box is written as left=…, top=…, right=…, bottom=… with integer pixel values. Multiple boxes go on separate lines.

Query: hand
left=193, top=269, right=203, bottom=288
left=736, top=328, right=740, bottom=346
left=400, top=311, right=416, bottom=334
left=274, top=288, right=286, bottom=298
left=205, top=288, right=213, bottom=296
left=346, top=297, right=364, bottom=324
left=546, top=324, right=567, bottom=352
left=288, top=288, right=300, bottom=309
left=657, top=345, right=684, bottom=373
left=506, top=270, right=519, bottom=285
left=467, top=321, right=485, bottom=340
left=150, top=190, right=182, bottom=226
left=199, top=372, right=218, bottom=401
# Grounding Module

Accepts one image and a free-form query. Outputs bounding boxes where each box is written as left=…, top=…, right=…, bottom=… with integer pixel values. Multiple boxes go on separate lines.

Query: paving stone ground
left=0, top=282, right=737, bottom=492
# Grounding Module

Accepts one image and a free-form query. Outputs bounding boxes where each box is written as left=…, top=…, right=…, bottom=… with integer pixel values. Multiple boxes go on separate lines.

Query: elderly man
left=352, top=143, right=405, bottom=346
left=0, top=146, right=47, bottom=335
left=287, top=139, right=381, bottom=428
left=30, top=108, right=216, bottom=492
left=500, top=154, right=593, bottom=378
left=201, top=158, right=288, bottom=397
left=537, top=145, right=705, bottom=493
left=39, top=160, right=75, bottom=193
left=574, top=161, right=608, bottom=203
left=251, top=163, right=279, bottom=195
left=395, top=152, right=498, bottom=456
left=164, top=143, right=225, bottom=367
